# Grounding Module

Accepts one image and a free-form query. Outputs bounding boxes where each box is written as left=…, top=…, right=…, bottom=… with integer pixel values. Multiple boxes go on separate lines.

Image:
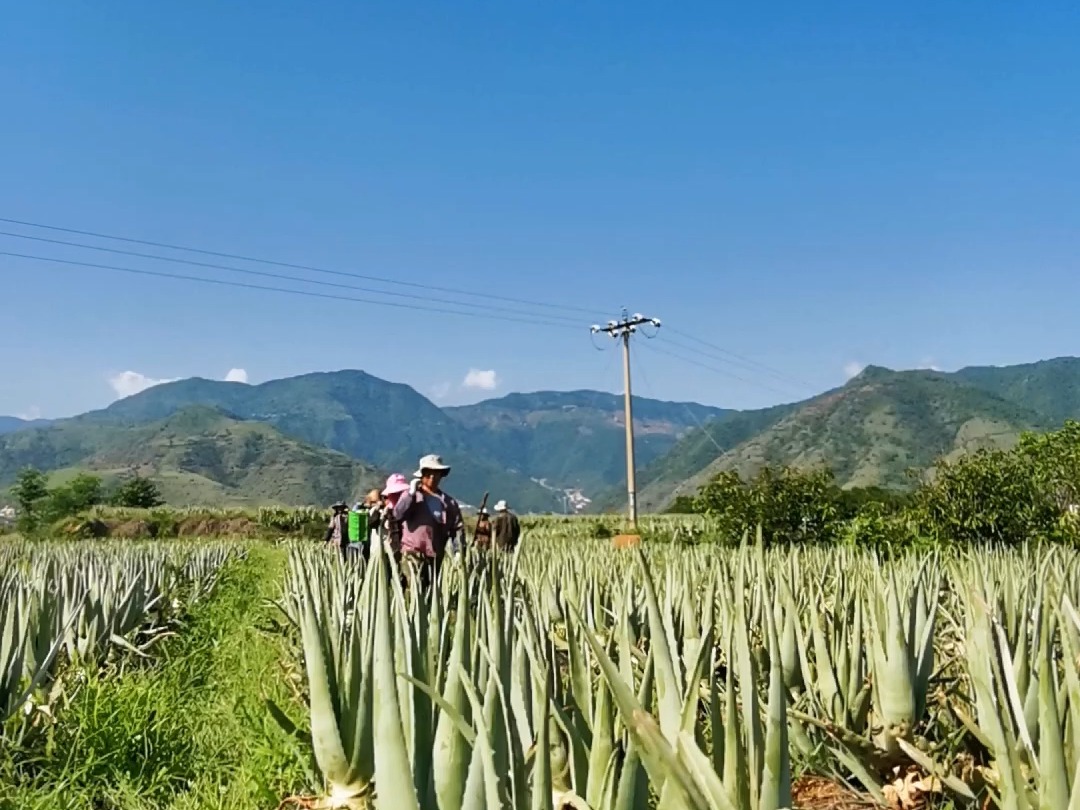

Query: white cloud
left=430, top=382, right=453, bottom=401
left=224, top=368, right=249, bottom=383
left=108, top=371, right=179, bottom=399
left=843, top=361, right=866, bottom=380
left=16, top=406, right=42, bottom=421
left=462, top=368, right=498, bottom=391
left=917, top=357, right=942, bottom=372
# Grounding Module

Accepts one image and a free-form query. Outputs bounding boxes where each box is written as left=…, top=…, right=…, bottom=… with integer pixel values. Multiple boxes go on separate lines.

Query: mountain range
left=0, top=416, right=52, bottom=435
left=0, top=405, right=383, bottom=508
left=617, top=363, right=1057, bottom=512
left=0, top=372, right=722, bottom=511
left=2, top=356, right=1079, bottom=512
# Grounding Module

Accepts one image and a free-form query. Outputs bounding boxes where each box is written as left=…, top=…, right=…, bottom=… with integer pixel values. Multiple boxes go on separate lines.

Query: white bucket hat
left=413, top=453, right=451, bottom=478
left=494, top=500, right=508, bottom=512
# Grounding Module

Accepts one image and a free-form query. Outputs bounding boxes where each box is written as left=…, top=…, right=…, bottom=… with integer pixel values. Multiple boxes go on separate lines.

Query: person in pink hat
left=376, top=473, right=410, bottom=555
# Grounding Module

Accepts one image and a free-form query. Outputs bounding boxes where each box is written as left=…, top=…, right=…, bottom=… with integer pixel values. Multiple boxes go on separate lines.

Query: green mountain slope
left=445, top=391, right=730, bottom=494
left=0, top=416, right=52, bottom=435
left=624, top=366, right=1050, bottom=511
left=591, top=402, right=798, bottom=511
left=13, top=357, right=1080, bottom=514
left=88, top=372, right=562, bottom=511
left=952, top=357, right=1080, bottom=424
left=0, top=406, right=383, bottom=507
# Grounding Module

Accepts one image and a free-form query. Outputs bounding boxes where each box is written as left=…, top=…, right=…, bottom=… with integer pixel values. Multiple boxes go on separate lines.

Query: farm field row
left=2, top=529, right=1076, bottom=809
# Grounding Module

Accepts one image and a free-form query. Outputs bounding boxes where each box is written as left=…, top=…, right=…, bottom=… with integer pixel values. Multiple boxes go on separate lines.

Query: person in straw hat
left=491, top=499, right=521, bottom=551
left=392, top=454, right=463, bottom=592
left=324, top=501, right=350, bottom=561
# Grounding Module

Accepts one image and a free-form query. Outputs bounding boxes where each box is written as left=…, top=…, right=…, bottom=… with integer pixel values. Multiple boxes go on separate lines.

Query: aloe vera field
left=1, top=524, right=1077, bottom=810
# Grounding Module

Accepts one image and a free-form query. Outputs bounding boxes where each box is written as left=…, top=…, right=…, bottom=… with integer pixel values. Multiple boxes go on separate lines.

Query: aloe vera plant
left=281, top=536, right=800, bottom=809
left=273, top=531, right=1080, bottom=810
left=0, top=538, right=241, bottom=734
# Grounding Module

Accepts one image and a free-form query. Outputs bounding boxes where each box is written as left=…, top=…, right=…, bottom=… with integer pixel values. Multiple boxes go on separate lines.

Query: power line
left=0, top=216, right=823, bottom=393
left=655, top=334, right=810, bottom=396
left=632, top=348, right=730, bottom=458
left=0, top=230, right=583, bottom=326
left=0, top=216, right=609, bottom=319
left=638, top=340, right=799, bottom=401
left=0, top=251, right=582, bottom=331
left=664, top=326, right=817, bottom=390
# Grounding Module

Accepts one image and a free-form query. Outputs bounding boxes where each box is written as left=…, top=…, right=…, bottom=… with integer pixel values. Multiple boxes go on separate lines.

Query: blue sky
left=2, top=0, right=1079, bottom=418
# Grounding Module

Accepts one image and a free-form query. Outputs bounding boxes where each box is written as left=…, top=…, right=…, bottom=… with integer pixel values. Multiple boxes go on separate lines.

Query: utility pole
left=592, top=311, right=661, bottom=527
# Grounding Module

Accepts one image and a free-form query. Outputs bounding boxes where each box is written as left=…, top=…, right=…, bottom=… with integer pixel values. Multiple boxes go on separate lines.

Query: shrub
left=840, top=503, right=923, bottom=558
left=146, top=509, right=180, bottom=538
left=910, top=449, right=1056, bottom=545
left=694, top=467, right=843, bottom=545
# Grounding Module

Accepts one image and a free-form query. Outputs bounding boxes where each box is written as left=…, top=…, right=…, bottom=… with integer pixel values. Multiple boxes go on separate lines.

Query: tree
left=694, top=466, right=843, bottom=544
left=911, top=449, right=1055, bottom=545
left=46, top=473, right=104, bottom=521
left=12, top=467, right=49, bottom=532
left=111, top=476, right=165, bottom=508
left=692, top=470, right=752, bottom=539
left=835, top=485, right=911, bottom=519
left=1017, top=420, right=1080, bottom=513
left=666, top=495, right=698, bottom=514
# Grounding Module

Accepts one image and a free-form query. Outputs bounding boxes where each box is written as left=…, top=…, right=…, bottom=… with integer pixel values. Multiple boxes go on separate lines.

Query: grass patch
left=0, top=544, right=313, bottom=810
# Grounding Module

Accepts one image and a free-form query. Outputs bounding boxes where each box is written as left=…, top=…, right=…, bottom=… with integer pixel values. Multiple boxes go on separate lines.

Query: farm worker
left=392, top=454, right=463, bottom=592
left=473, top=506, right=492, bottom=550
left=379, top=473, right=409, bottom=554
left=324, top=501, right=350, bottom=561
left=491, top=500, right=521, bottom=551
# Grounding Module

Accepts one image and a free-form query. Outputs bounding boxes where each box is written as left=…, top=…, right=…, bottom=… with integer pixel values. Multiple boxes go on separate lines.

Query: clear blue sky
left=3, top=1, right=1079, bottom=418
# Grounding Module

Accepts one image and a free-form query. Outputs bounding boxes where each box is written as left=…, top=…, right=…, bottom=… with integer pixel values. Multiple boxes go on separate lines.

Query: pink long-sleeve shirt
left=392, top=486, right=464, bottom=558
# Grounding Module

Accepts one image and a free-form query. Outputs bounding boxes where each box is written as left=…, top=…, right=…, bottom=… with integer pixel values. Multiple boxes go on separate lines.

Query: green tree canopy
left=111, top=476, right=165, bottom=509
left=47, top=473, right=105, bottom=521
left=693, top=466, right=843, bottom=545
left=12, top=467, right=49, bottom=532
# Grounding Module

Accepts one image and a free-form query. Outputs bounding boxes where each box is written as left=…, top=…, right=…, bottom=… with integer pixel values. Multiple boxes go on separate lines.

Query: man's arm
left=392, top=489, right=418, bottom=522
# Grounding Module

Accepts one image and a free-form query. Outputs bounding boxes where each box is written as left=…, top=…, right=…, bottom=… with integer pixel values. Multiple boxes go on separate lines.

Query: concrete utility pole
left=592, top=311, right=661, bottom=527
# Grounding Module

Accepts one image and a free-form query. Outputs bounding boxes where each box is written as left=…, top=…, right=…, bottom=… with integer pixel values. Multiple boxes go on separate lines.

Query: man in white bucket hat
left=491, top=499, right=521, bottom=551
left=392, top=454, right=463, bottom=591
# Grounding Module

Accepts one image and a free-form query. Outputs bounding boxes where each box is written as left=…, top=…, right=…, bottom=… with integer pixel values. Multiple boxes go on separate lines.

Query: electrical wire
left=664, top=326, right=817, bottom=390
left=0, top=216, right=610, bottom=319
left=0, top=230, right=584, bottom=326
left=655, top=333, right=810, bottom=396
left=638, top=340, right=799, bottom=401
left=0, top=216, right=825, bottom=394
left=616, top=316, right=807, bottom=398
left=632, top=345, right=731, bottom=457
left=0, top=251, right=584, bottom=331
